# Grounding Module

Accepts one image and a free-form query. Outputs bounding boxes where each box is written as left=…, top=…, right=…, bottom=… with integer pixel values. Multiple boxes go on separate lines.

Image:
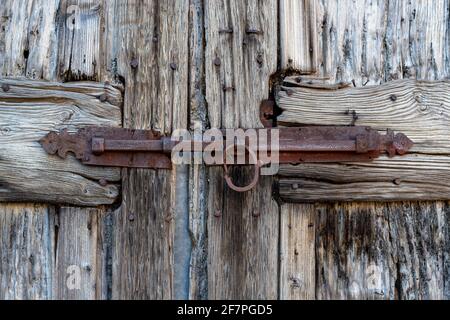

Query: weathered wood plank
left=0, top=204, right=55, bottom=300
left=187, top=0, right=208, bottom=300
left=315, top=202, right=449, bottom=300
left=0, top=79, right=121, bottom=206
left=278, top=79, right=450, bottom=154
left=205, top=0, right=279, bottom=299
left=280, top=204, right=315, bottom=300
left=0, top=0, right=60, bottom=80
left=280, top=0, right=317, bottom=73
left=280, top=154, right=450, bottom=202
left=53, top=207, right=109, bottom=300
left=109, top=0, right=189, bottom=299
left=57, top=0, right=104, bottom=81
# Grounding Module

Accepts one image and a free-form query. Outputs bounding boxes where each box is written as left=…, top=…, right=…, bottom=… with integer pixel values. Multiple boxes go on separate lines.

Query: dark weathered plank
left=0, top=79, right=121, bottom=206
left=0, top=204, right=55, bottom=300
left=205, top=0, right=279, bottom=299
left=315, top=202, right=449, bottom=300
left=108, top=0, right=189, bottom=299
left=187, top=0, right=208, bottom=300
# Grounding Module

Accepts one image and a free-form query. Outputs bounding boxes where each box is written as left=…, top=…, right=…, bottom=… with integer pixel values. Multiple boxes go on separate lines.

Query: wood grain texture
left=280, top=204, right=315, bottom=300
left=0, top=79, right=121, bottom=206
left=57, top=0, right=104, bottom=81
left=53, top=207, right=109, bottom=300
left=205, top=0, right=279, bottom=299
left=280, top=0, right=317, bottom=72
left=278, top=79, right=450, bottom=154
left=0, top=0, right=60, bottom=80
left=316, top=202, right=449, bottom=300
left=108, top=0, right=189, bottom=300
left=0, top=204, right=55, bottom=300
left=312, top=0, right=450, bottom=86
left=187, top=0, right=208, bottom=300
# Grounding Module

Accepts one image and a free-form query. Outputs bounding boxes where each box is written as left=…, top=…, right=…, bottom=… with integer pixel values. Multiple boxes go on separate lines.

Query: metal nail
left=130, top=58, right=139, bottom=69
left=1, top=84, right=10, bottom=92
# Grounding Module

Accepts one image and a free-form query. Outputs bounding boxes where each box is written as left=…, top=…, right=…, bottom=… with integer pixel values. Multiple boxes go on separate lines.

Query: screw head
left=292, top=183, right=300, bottom=190
left=128, top=214, right=135, bottom=222
left=390, top=94, right=397, bottom=102
left=1, top=84, right=10, bottom=92
left=99, top=179, right=108, bottom=187
left=214, top=210, right=222, bottom=218
left=170, top=62, right=178, bottom=71
left=130, top=58, right=139, bottom=69
left=213, top=58, right=221, bottom=67
left=99, top=94, right=107, bottom=102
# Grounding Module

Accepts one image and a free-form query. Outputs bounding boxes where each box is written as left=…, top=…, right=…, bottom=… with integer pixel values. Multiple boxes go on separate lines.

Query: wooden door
left=0, top=0, right=448, bottom=300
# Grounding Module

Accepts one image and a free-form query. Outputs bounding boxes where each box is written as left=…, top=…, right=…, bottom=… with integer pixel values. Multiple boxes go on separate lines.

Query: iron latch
left=40, top=103, right=413, bottom=192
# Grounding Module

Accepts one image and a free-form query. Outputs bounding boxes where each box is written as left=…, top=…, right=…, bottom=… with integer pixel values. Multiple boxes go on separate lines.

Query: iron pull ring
left=223, top=145, right=261, bottom=193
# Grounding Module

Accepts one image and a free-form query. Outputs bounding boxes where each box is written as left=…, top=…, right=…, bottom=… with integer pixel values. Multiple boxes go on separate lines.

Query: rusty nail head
left=99, top=179, right=108, bottom=187
left=287, top=89, right=294, bottom=96
left=256, top=54, right=263, bottom=65
left=214, top=58, right=221, bottom=67
left=1, top=84, right=10, bottom=92
left=214, top=210, right=221, bottom=218
left=170, top=63, right=178, bottom=71
left=130, top=58, right=139, bottom=69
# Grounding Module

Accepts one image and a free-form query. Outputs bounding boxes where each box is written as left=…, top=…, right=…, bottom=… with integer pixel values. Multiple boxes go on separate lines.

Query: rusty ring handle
left=223, top=144, right=261, bottom=193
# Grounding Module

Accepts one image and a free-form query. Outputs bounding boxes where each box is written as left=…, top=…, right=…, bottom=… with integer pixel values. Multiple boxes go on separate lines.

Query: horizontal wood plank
left=0, top=79, right=122, bottom=206
left=277, top=79, right=450, bottom=202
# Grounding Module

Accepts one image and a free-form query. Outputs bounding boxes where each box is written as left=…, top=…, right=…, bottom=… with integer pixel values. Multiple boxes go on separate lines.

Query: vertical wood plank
left=108, top=0, right=189, bottom=299
left=279, top=204, right=315, bottom=300
left=0, top=204, right=55, bottom=300
left=0, top=0, right=60, bottom=79
left=188, top=0, right=208, bottom=300
left=53, top=207, right=109, bottom=300
left=280, top=0, right=317, bottom=72
left=205, top=0, right=279, bottom=299
left=57, top=0, right=104, bottom=81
